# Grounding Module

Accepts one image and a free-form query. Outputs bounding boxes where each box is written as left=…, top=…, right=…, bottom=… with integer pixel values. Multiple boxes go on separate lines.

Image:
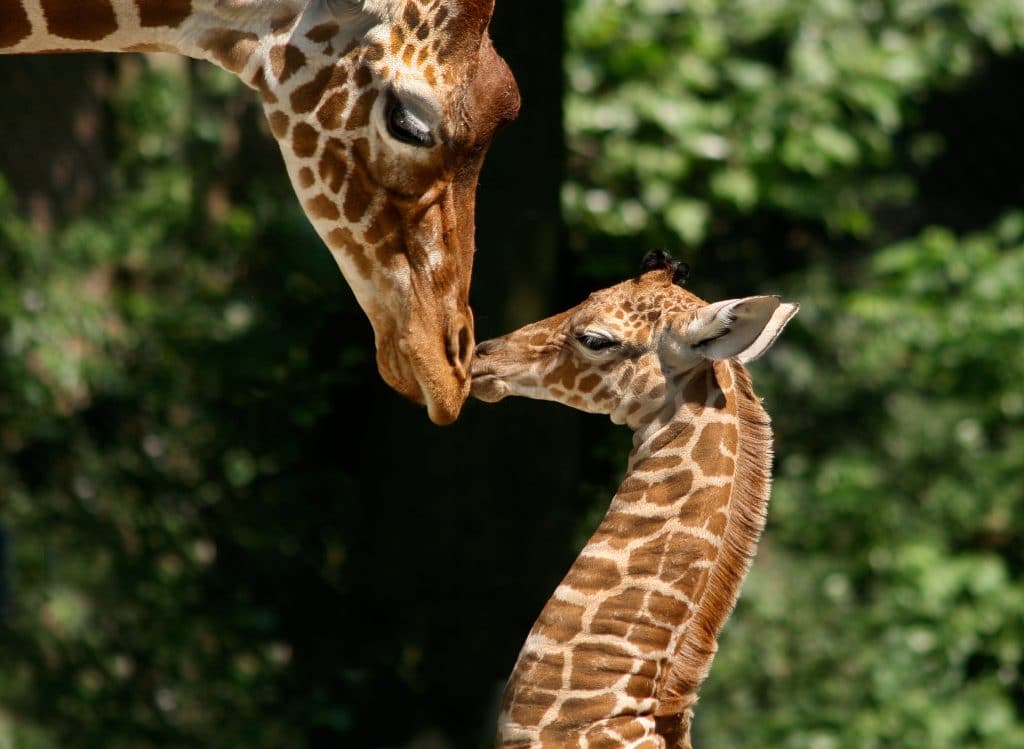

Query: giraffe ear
left=662, top=296, right=798, bottom=367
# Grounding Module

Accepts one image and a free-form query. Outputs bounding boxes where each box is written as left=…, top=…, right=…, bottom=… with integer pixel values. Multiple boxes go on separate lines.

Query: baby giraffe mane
left=654, top=360, right=774, bottom=743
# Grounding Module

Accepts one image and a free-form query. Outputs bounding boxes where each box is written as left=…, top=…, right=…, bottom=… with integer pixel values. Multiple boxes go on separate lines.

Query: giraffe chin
left=468, top=373, right=509, bottom=403
left=378, top=345, right=469, bottom=426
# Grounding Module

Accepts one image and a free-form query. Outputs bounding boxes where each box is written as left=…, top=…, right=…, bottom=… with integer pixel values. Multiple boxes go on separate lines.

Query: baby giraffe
left=472, top=252, right=798, bottom=748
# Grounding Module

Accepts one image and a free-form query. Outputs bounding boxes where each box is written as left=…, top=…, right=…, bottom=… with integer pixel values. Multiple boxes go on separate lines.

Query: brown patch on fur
left=267, top=110, right=290, bottom=139
left=692, top=422, right=737, bottom=465
left=290, top=66, right=336, bottom=114
left=552, top=693, right=619, bottom=731
left=534, top=601, right=586, bottom=645
left=353, top=64, right=373, bottom=88
left=297, top=167, right=314, bottom=188
left=269, top=44, right=306, bottom=84
left=423, top=64, right=438, bottom=87
left=509, top=681, right=557, bottom=728
left=326, top=227, right=372, bottom=279
left=343, top=142, right=376, bottom=222
left=403, top=3, right=421, bottom=30
left=291, top=122, right=320, bottom=158
left=200, top=29, right=258, bottom=74
left=306, top=194, right=340, bottom=222
left=40, top=0, right=116, bottom=40
left=543, top=360, right=581, bottom=391
left=124, top=42, right=177, bottom=53
left=568, top=642, right=638, bottom=691
left=363, top=42, right=384, bottom=61
left=364, top=203, right=401, bottom=244
left=638, top=454, right=684, bottom=472
left=591, top=513, right=668, bottom=550
left=389, top=26, right=404, bottom=55
left=345, top=89, right=379, bottom=130
left=137, top=0, right=191, bottom=28
left=577, top=372, right=598, bottom=395
left=0, top=0, right=31, bottom=47
left=306, top=21, right=339, bottom=42
left=563, top=556, right=620, bottom=595
left=590, top=587, right=645, bottom=638
left=645, top=471, right=693, bottom=506
left=270, top=11, right=299, bottom=33
left=249, top=67, right=278, bottom=103
left=317, top=139, right=348, bottom=193
left=315, top=90, right=349, bottom=130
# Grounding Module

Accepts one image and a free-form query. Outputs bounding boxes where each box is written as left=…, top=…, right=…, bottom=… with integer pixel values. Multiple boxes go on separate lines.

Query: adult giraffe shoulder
left=472, top=252, right=798, bottom=748
left=0, top=0, right=521, bottom=424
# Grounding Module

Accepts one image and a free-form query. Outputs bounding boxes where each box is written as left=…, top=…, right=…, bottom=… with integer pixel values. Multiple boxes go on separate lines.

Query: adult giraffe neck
left=497, top=360, right=775, bottom=748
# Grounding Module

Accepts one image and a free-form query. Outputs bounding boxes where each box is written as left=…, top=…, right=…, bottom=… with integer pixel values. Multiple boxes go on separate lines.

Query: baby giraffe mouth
left=469, top=360, right=510, bottom=403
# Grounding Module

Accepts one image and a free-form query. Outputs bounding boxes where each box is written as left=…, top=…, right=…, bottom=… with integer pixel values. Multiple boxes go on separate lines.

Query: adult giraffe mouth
left=373, top=298, right=474, bottom=425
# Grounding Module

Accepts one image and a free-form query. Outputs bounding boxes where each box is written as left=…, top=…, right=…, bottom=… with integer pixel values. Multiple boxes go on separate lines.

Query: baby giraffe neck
left=497, top=360, right=774, bottom=749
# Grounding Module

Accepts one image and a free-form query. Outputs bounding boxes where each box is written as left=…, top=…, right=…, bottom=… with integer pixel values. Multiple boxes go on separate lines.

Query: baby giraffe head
left=471, top=252, right=798, bottom=428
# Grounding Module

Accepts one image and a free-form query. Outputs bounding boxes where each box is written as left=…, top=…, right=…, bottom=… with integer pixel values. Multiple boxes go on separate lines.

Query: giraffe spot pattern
left=297, top=167, right=315, bottom=189
left=137, top=0, right=191, bottom=29
left=40, top=0, right=116, bottom=41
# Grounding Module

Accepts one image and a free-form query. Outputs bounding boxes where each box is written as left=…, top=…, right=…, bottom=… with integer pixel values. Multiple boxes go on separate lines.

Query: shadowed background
left=2, top=1, right=1023, bottom=748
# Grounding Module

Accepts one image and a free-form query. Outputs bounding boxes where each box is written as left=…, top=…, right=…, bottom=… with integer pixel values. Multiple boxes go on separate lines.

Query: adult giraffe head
left=250, top=0, right=521, bottom=424
left=0, top=0, right=521, bottom=424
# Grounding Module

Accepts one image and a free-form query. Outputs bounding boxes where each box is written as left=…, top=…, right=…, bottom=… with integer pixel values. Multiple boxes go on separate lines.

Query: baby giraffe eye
left=575, top=333, right=618, bottom=351
left=386, top=91, right=435, bottom=148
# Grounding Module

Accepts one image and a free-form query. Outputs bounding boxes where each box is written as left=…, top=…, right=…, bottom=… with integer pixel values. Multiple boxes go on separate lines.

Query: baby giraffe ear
left=680, top=296, right=799, bottom=363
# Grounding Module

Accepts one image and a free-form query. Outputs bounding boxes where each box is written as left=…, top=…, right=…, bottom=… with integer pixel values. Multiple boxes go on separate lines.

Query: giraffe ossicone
left=472, top=255, right=798, bottom=748
left=1, top=0, right=520, bottom=424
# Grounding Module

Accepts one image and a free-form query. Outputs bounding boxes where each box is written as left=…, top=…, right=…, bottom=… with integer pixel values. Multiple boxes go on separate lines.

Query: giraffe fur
left=472, top=256, right=798, bottom=747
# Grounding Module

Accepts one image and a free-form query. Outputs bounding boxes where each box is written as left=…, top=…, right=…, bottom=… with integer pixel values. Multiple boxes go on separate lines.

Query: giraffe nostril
left=447, top=318, right=474, bottom=379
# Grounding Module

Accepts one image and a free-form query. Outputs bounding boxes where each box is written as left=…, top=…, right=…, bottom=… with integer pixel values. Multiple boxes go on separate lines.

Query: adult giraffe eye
left=386, top=93, right=435, bottom=148
left=576, top=333, right=618, bottom=351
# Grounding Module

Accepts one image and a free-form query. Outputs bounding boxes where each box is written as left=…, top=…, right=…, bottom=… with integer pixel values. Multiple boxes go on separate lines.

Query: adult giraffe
left=0, top=0, right=521, bottom=424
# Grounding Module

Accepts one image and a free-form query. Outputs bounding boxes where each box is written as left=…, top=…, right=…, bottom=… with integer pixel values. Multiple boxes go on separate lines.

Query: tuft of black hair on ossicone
left=640, top=250, right=690, bottom=287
